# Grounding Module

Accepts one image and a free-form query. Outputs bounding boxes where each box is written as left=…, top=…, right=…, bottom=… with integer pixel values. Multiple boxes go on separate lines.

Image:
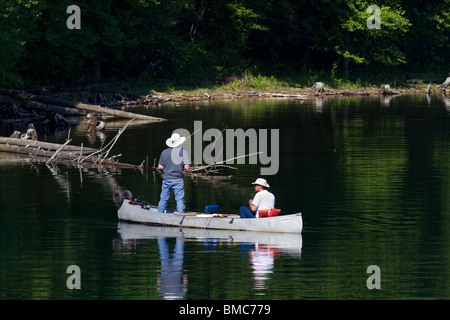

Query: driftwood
left=0, top=136, right=97, bottom=154
left=1, top=95, right=77, bottom=129
left=0, top=98, right=45, bottom=121
left=79, top=118, right=138, bottom=167
left=188, top=163, right=238, bottom=175
left=426, top=84, right=432, bottom=94
left=20, top=123, right=38, bottom=140
left=311, top=82, right=326, bottom=93
left=0, top=119, right=142, bottom=169
left=223, top=92, right=308, bottom=99
left=270, top=93, right=308, bottom=99
left=9, top=131, right=22, bottom=139
left=0, top=95, right=88, bottom=116
left=150, top=152, right=262, bottom=176
left=0, top=89, right=167, bottom=122
left=85, top=113, right=106, bottom=133
left=21, top=99, right=89, bottom=116
left=340, top=91, right=370, bottom=96
left=0, top=142, right=89, bottom=162
left=187, top=152, right=262, bottom=174
left=0, top=142, right=139, bottom=168
left=440, top=77, right=450, bottom=91
left=46, top=138, right=72, bottom=164
left=379, top=84, right=400, bottom=95
left=115, top=95, right=172, bottom=106
left=8, top=124, right=38, bottom=140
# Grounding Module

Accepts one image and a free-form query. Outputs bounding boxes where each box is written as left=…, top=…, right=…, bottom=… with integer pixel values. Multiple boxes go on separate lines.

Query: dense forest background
left=1, top=0, right=449, bottom=90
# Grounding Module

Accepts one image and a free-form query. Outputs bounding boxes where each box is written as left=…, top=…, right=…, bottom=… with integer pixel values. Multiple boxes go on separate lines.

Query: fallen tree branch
left=80, top=118, right=135, bottom=164
left=0, top=141, right=141, bottom=169
left=187, top=152, right=262, bottom=174
left=99, top=118, right=134, bottom=165
left=46, top=138, right=72, bottom=164
left=0, top=89, right=167, bottom=121
left=0, top=136, right=97, bottom=153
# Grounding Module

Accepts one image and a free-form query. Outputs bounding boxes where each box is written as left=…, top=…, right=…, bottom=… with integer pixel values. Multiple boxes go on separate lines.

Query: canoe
left=115, top=194, right=303, bottom=234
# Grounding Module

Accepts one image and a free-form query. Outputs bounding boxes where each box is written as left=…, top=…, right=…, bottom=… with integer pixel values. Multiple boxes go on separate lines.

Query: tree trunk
left=0, top=138, right=140, bottom=168
left=312, top=82, right=326, bottom=93
left=94, top=61, right=101, bottom=80
left=440, top=77, right=450, bottom=91
left=379, top=84, right=400, bottom=95
left=0, top=89, right=167, bottom=121
left=0, top=137, right=97, bottom=153
left=343, top=57, right=349, bottom=77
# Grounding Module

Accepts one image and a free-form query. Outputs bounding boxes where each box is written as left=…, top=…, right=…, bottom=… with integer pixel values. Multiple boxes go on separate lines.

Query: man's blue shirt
left=158, top=147, right=190, bottom=180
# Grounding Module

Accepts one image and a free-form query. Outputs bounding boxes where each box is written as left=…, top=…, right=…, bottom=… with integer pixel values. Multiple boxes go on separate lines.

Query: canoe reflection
left=115, top=222, right=302, bottom=299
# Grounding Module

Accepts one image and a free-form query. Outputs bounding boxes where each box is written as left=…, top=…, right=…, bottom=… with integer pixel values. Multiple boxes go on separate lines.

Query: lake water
left=2, top=94, right=450, bottom=300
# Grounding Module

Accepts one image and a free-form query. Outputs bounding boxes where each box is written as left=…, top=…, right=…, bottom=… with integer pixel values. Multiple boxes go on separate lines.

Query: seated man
left=239, top=178, right=275, bottom=218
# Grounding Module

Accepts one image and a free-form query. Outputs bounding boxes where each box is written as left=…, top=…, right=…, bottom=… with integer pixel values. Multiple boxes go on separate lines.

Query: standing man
left=158, top=133, right=190, bottom=213
left=239, top=178, right=275, bottom=218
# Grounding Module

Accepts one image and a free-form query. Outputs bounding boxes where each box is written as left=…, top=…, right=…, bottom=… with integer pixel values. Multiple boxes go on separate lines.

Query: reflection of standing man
left=157, top=237, right=187, bottom=300
left=157, top=133, right=190, bottom=213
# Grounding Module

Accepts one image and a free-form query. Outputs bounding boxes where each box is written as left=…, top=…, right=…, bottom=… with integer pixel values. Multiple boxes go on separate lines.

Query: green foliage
left=0, top=0, right=448, bottom=88
left=219, top=72, right=290, bottom=92
left=336, top=1, right=411, bottom=67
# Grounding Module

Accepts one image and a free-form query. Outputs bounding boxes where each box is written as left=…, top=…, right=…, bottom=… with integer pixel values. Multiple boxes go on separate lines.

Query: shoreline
left=1, top=81, right=447, bottom=110
left=150, top=85, right=442, bottom=103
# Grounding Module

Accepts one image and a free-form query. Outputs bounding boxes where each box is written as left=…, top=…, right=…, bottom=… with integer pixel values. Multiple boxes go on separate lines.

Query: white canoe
left=117, top=199, right=303, bottom=234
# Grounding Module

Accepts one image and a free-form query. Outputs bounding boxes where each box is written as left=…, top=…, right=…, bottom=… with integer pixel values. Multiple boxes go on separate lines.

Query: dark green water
left=2, top=94, right=450, bottom=299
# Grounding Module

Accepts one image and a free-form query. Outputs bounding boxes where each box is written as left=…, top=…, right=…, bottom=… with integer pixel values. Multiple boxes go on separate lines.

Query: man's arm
left=182, top=149, right=190, bottom=171
left=248, top=199, right=258, bottom=212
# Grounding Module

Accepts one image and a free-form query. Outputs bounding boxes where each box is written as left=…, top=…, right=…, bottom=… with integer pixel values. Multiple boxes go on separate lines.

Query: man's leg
left=239, top=206, right=256, bottom=218
left=173, top=179, right=185, bottom=213
left=158, top=180, right=172, bottom=212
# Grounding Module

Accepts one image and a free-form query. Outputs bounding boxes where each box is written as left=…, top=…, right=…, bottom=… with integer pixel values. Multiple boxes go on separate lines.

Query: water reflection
left=157, top=237, right=188, bottom=300
left=443, top=95, right=450, bottom=112
left=114, top=222, right=302, bottom=299
left=5, top=94, right=450, bottom=299
left=248, top=243, right=279, bottom=291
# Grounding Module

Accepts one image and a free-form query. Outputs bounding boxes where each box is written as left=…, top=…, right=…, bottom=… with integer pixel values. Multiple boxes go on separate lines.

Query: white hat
left=166, top=133, right=186, bottom=148
left=251, top=178, right=270, bottom=188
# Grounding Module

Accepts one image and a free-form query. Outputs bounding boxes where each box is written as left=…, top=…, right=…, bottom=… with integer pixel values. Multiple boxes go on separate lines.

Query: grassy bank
left=3, top=71, right=447, bottom=106
left=124, top=70, right=448, bottom=97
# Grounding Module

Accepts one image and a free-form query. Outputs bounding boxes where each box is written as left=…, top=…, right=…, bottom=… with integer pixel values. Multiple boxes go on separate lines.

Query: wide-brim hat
left=166, top=133, right=186, bottom=148
left=251, top=178, right=270, bottom=188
